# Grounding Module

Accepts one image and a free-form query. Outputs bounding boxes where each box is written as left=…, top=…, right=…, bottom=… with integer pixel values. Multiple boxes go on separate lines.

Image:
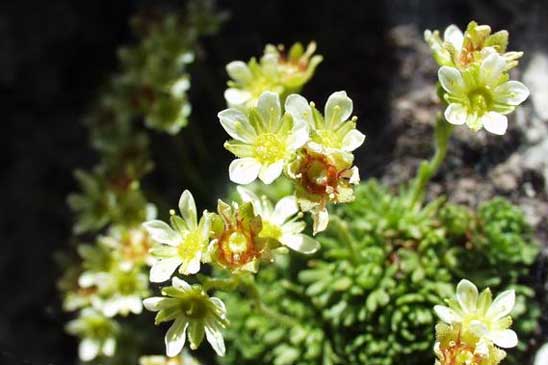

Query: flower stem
left=407, top=113, right=453, bottom=208
left=329, top=215, right=359, bottom=265
left=200, top=275, right=240, bottom=292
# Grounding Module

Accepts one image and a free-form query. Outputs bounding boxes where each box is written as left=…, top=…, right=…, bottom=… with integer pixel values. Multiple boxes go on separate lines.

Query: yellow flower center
left=259, top=220, right=282, bottom=240
left=253, top=133, right=286, bottom=165
left=468, top=88, right=492, bottom=115
left=178, top=230, right=204, bottom=262
left=227, top=231, right=249, bottom=255
left=314, top=129, right=339, bottom=148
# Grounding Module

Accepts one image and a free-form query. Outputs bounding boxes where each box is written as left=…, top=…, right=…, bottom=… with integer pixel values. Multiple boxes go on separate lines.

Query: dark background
left=1, top=1, right=547, bottom=364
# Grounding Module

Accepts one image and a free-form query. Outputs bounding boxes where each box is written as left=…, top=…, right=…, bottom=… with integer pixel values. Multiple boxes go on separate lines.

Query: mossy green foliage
left=220, top=181, right=540, bottom=365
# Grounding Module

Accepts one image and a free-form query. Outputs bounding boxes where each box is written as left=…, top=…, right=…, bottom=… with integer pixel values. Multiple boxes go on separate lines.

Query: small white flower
left=237, top=186, right=320, bottom=254
left=439, top=52, right=529, bottom=135
left=285, top=91, right=365, bottom=153
left=143, top=190, right=210, bottom=282
left=220, top=91, right=309, bottom=185
left=143, top=277, right=227, bottom=357
left=434, top=279, right=518, bottom=349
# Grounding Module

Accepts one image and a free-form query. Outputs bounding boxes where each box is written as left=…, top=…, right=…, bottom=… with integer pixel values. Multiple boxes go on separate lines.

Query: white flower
left=237, top=186, right=320, bottom=254
left=534, top=343, right=548, bottom=365
left=285, top=91, right=365, bottom=153
left=143, top=190, right=210, bottom=282
left=143, top=277, right=227, bottom=357
left=434, top=279, right=518, bottom=349
left=220, top=91, right=309, bottom=185
left=439, top=52, right=529, bottom=135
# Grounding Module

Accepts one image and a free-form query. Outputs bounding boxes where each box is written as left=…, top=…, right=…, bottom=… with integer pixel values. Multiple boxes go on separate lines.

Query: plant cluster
left=58, top=14, right=543, bottom=365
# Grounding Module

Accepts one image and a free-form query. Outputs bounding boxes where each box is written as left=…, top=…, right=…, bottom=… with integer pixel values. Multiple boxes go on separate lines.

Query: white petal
left=205, top=320, right=226, bottom=356
left=271, top=196, right=299, bottom=224
left=181, top=255, right=201, bottom=275
left=143, top=220, right=181, bottom=246
left=341, top=129, right=365, bottom=152
left=172, top=277, right=192, bottom=292
left=433, top=305, right=461, bottom=323
left=313, top=208, right=329, bottom=235
left=256, top=91, right=281, bottom=130
left=348, top=166, right=360, bottom=184
left=258, top=161, right=284, bottom=184
left=287, top=120, right=309, bottom=150
left=479, top=53, right=506, bottom=87
left=127, top=296, right=143, bottom=314
left=150, top=257, right=182, bottom=283
left=224, top=88, right=252, bottom=108
left=143, top=297, right=172, bottom=312
left=179, top=190, right=197, bottom=229
left=443, top=25, right=464, bottom=51
left=102, top=299, right=121, bottom=317
left=229, top=158, right=261, bottom=184
left=210, top=297, right=227, bottom=318
left=280, top=233, right=320, bottom=254
left=481, top=112, right=508, bottom=135
left=474, top=337, right=490, bottom=357
left=165, top=317, right=189, bottom=357
left=494, top=81, right=530, bottom=106
left=456, top=279, right=479, bottom=313
left=488, top=329, right=518, bottom=349
left=218, top=109, right=256, bottom=143
left=285, top=94, right=314, bottom=126
left=79, top=338, right=100, bottom=362
left=78, top=271, right=97, bottom=288
left=487, top=289, right=515, bottom=320
left=444, top=103, right=467, bottom=125
left=226, top=61, right=252, bottom=83
left=236, top=186, right=263, bottom=215
left=102, top=337, right=116, bottom=357
left=325, top=91, right=353, bottom=128
left=534, top=343, right=548, bottom=365
left=438, top=66, right=466, bottom=95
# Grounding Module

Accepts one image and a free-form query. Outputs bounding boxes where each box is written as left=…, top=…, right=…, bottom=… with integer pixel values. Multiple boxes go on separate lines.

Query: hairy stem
left=408, top=113, right=453, bottom=208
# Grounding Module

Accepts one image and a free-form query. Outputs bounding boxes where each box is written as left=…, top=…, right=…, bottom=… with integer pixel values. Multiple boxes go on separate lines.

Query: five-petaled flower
left=143, top=190, right=210, bottom=282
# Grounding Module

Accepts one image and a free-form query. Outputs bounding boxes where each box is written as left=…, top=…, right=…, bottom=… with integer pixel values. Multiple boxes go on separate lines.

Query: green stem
left=330, top=215, right=359, bottom=265
left=408, top=114, right=453, bottom=208
left=200, top=275, right=239, bottom=292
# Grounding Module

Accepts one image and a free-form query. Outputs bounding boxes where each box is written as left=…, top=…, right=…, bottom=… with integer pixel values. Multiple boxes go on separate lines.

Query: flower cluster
left=220, top=91, right=364, bottom=233
left=425, top=21, right=529, bottom=135
left=225, top=42, right=323, bottom=109
left=142, top=188, right=319, bottom=357
left=434, top=279, right=518, bottom=365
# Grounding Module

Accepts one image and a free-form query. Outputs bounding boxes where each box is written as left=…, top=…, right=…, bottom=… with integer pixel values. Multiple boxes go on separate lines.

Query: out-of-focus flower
left=220, top=91, right=308, bottom=184
left=66, top=308, right=119, bottom=362
left=208, top=200, right=266, bottom=273
left=434, top=279, right=518, bottom=359
left=438, top=52, right=529, bottom=135
left=139, top=350, right=202, bottom=365
left=237, top=186, right=319, bottom=254
left=224, top=42, right=322, bottom=109
left=143, top=277, right=228, bottom=357
left=425, top=21, right=523, bottom=71
left=99, top=226, right=154, bottom=269
left=143, top=190, right=210, bottom=282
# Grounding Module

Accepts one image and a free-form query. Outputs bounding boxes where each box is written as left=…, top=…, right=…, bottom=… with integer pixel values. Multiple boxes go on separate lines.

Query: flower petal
left=165, top=317, right=189, bottom=357
left=434, top=305, right=462, bottom=323
left=226, top=61, right=252, bottom=83
left=494, top=81, right=530, bottom=106
left=444, top=24, right=464, bottom=51
left=102, top=337, right=116, bottom=357
left=143, top=297, right=177, bottom=312
left=341, top=129, right=365, bottom=152
left=313, top=208, right=329, bottom=235
left=481, top=112, right=508, bottom=135
left=272, top=196, right=299, bottom=224
left=79, top=338, right=100, bottom=362
left=287, top=119, right=309, bottom=150
left=488, top=329, right=518, bottom=349
left=229, top=158, right=261, bottom=184
left=438, top=66, right=466, bottom=95
left=325, top=91, right=353, bottom=128
left=224, top=88, right=252, bottom=108
left=280, top=233, right=320, bottom=254
left=204, top=320, right=226, bottom=356
left=210, top=297, right=227, bottom=319
left=256, top=91, right=281, bottom=130
left=479, top=53, right=506, bottom=87
left=172, top=277, right=192, bottom=292
left=236, top=186, right=263, bottom=215
left=456, top=279, right=479, bottom=313
left=218, top=109, right=256, bottom=143
left=487, top=289, right=515, bottom=320
left=258, top=161, right=284, bottom=184
left=143, top=220, right=181, bottom=246
left=150, top=257, right=182, bottom=283
left=179, top=190, right=197, bottom=230
left=285, top=94, right=314, bottom=126
left=444, top=103, right=467, bottom=125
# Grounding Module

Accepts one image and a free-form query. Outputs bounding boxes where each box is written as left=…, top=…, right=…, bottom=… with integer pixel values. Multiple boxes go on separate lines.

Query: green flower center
left=180, top=294, right=210, bottom=319
left=253, top=133, right=286, bottom=165
left=259, top=220, right=282, bottom=240
left=178, top=230, right=203, bottom=262
left=468, top=88, right=492, bottom=115
left=117, top=272, right=138, bottom=295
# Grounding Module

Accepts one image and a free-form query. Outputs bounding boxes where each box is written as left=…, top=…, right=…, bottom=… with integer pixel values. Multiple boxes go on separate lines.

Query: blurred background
left=1, top=0, right=547, bottom=364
